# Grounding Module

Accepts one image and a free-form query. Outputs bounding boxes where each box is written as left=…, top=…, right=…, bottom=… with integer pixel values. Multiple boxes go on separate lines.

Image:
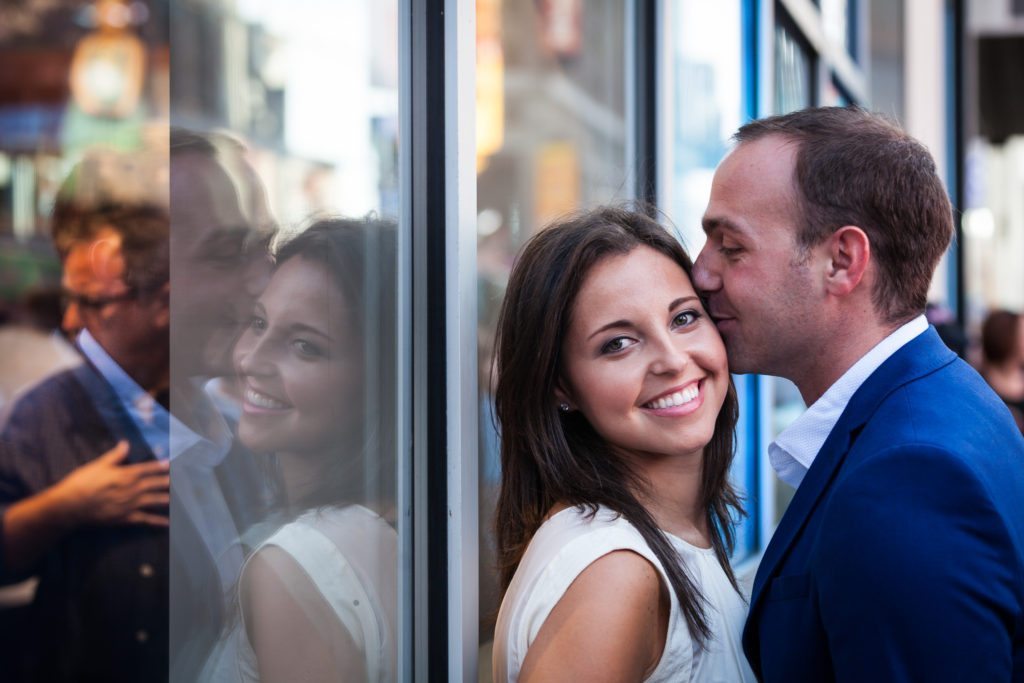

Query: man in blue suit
left=694, top=106, right=1024, bottom=682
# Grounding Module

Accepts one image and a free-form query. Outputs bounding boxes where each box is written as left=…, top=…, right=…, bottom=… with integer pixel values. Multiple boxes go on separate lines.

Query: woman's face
left=558, top=245, right=729, bottom=462
left=233, top=256, right=361, bottom=455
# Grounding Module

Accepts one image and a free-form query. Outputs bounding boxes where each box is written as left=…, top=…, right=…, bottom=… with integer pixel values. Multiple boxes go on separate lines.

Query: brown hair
left=493, top=205, right=744, bottom=647
left=981, top=310, right=1020, bottom=366
left=735, top=106, right=954, bottom=324
left=51, top=201, right=170, bottom=294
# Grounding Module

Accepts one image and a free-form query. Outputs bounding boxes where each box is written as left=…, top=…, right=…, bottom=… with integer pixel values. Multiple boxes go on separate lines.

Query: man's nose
left=692, top=248, right=719, bottom=294
left=62, top=302, right=82, bottom=336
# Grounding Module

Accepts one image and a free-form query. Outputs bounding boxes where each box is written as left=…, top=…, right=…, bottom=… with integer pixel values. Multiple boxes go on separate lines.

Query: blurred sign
left=534, top=141, right=579, bottom=228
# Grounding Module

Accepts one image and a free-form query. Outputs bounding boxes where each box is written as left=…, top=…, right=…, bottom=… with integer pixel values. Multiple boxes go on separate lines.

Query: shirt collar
left=78, top=329, right=170, bottom=458
left=768, top=315, right=929, bottom=488
left=169, top=379, right=231, bottom=468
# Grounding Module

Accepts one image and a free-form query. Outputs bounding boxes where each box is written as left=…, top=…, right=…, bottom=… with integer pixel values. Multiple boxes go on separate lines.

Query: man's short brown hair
left=735, top=106, right=954, bottom=324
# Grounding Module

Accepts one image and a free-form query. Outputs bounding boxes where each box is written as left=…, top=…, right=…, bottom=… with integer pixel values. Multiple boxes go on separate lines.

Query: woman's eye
left=249, top=316, right=267, bottom=332
left=672, top=310, right=701, bottom=328
left=600, top=337, right=634, bottom=355
left=292, top=339, right=324, bottom=358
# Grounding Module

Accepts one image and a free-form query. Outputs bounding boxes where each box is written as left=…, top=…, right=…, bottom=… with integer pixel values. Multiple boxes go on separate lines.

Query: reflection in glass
left=475, top=0, right=628, bottom=676
left=0, top=3, right=170, bottom=681
left=663, top=0, right=743, bottom=254
left=774, top=22, right=813, bottom=115
left=168, top=1, right=401, bottom=681
left=198, top=219, right=398, bottom=682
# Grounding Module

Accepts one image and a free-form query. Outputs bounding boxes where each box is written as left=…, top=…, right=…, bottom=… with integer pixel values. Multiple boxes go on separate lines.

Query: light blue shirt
left=77, top=329, right=170, bottom=460
left=768, top=315, right=929, bottom=488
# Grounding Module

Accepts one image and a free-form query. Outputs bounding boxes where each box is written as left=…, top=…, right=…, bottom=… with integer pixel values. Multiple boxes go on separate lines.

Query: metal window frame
left=407, top=0, right=477, bottom=679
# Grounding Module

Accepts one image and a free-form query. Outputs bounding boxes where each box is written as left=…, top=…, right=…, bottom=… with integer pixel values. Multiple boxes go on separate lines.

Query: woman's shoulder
left=522, top=505, right=661, bottom=570
left=501, top=504, right=669, bottom=630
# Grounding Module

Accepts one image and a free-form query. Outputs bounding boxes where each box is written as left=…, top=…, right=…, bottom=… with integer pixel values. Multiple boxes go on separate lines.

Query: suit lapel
left=70, top=360, right=155, bottom=463
left=748, top=328, right=957, bottom=614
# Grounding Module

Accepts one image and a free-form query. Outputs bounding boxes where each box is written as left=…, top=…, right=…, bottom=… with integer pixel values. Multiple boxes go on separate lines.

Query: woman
left=491, top=206, right=754, bottom=682
left=204, top=218, right=399, bottom=682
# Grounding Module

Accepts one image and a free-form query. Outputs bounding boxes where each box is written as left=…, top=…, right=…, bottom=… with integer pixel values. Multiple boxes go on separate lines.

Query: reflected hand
left=54, top=441, right=170, bottom=527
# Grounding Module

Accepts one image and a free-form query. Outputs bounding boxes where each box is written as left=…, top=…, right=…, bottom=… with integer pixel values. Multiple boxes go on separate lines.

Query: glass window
left=475, top=0, right=629, bottom=676
left=662, top=0, right=744, bottom=254
left=169, top=1, right=405, bottom=681
left=774, top=19, right=815, bottom=115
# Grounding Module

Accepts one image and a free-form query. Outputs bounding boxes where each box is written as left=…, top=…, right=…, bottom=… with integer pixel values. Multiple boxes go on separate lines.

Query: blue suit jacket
left=0, top=361, right=169, bottom=683
left=743, top=328, right=1024, bottom=682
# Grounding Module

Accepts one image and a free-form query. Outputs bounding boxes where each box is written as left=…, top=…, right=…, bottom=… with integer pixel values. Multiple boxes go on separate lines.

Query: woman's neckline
left=545, top=504, right=715, bottom=553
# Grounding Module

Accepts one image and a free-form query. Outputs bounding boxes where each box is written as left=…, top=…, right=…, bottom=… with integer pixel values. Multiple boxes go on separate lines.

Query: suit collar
left=70, top=358, right=155, bottom=463
left=748, top=327, right=956, bottom=613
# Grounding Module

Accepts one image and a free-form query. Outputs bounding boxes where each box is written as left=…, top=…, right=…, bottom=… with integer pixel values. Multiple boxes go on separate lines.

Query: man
left=694, top=106, right=1024, bottom=681
left=167, top=128, right=273, bottom=682
left=0, top=202, right=172, bottom=682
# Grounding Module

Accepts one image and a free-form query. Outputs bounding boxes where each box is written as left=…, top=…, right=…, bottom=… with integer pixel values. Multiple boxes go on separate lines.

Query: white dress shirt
left=768, top=315, right=929, bottom=488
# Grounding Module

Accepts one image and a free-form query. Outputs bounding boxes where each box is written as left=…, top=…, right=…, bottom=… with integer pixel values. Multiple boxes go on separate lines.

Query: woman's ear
left=553, top=380, right=574, bottom=412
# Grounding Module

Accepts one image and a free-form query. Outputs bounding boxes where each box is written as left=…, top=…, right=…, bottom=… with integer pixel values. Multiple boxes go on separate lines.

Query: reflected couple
left=201, top=218, right=398, bottom=683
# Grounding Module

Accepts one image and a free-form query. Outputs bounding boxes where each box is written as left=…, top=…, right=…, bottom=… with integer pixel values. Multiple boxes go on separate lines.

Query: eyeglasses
left=61, top=287, right=137, bottom=311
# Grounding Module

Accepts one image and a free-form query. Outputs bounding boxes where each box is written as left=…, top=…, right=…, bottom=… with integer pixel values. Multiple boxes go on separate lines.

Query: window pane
left=169, top=2, right=405, bottom=681
left=476, top=0, right=629, bottom=677
left=774, top=21, right=814, bottom=114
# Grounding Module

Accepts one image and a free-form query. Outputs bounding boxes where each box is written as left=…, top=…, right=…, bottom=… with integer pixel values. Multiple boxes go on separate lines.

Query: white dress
left=492, top=505, right=755, bottom=683
left=200, top=505, right=398, bottom=683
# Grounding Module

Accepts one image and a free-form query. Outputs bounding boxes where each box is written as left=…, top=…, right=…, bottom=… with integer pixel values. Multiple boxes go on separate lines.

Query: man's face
left=692, top=136, right=826, bottom=379
left=170, top=152, right=272, bottom=379
left=62, top=227, right=168, bottom=377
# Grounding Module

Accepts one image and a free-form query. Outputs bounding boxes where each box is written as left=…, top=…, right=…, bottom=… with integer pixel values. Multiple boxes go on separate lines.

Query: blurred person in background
left=0, top=199, right=172, bottom=683
left=980, top=310, right=1024, bottom=432
left=200, top=218, right=399, bottom=683
left=0, top=287, right=82, bottom=417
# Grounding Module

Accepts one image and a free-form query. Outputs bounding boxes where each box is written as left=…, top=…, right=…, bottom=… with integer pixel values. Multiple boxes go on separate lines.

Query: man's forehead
left=63, top=229, right=127, bottom=289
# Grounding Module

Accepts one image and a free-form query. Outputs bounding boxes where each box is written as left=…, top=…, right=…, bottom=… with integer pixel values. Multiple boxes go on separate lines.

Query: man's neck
left=791, top=318, right=903, bottom=406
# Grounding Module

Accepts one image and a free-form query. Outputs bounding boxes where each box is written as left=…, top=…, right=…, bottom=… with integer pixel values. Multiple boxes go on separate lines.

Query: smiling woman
left=201, top=217, right=399, bottom=683
left=490, top=206, right=754, bottom=683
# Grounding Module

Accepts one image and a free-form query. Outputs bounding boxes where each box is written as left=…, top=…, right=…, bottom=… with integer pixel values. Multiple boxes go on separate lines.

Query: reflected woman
left=491, top=207, right=755, bottom=682
left=205, top=218, right=398, bottom=682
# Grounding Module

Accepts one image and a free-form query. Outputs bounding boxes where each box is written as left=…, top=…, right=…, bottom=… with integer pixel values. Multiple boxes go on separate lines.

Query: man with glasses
left=0, top=200, right=172, bottom=683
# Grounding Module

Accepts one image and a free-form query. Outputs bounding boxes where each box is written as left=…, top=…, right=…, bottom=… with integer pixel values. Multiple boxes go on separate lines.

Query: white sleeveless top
left=200, top=505, right=397, bottom=683
left=492, top=506, right=755, bottom=683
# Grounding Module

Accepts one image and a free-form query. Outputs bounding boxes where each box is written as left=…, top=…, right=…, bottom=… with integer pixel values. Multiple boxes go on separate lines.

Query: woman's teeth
left=645, top=385, right=699, bottom=409
left=246, top=388, right=289, bottom=409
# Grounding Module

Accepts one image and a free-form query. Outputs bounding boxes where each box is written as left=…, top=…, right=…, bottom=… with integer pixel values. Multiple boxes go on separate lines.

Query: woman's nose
left=648, top=334, right=689, bottom=376
left=237, top=333, right=275, bottom=376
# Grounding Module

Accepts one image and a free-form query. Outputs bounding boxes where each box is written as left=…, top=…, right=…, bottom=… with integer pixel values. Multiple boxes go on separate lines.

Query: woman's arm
left=242, top=546, right=366, bottom=683
left=520, top=549, right=670, bottom=683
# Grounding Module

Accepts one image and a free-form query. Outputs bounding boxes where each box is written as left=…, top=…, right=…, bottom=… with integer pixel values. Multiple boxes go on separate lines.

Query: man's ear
left=825, top=225, right=870, bottom=297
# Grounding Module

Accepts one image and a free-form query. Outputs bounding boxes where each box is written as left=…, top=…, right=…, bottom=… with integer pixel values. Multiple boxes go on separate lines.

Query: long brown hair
left=493, top=205, right=743, bottom=648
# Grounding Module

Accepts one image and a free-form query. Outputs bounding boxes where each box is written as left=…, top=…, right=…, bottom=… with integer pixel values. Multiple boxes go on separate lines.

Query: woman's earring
left=558, top=403, right=570, bottom=413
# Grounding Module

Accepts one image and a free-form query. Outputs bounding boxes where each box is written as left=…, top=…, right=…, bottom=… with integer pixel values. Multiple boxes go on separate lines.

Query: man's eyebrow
left=701, top=215, right=742, bottom=236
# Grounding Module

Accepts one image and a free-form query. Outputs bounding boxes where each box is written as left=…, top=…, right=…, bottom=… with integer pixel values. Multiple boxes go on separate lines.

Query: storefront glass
left=169, top=1, right=406, bottom=679
left=475, top=0, right=629, bottom=676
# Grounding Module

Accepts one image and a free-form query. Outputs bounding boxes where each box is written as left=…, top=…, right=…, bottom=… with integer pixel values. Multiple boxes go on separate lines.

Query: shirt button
left=135, top=629, right=149, bottom=644
left=139, top=563, right=154, bottom=578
